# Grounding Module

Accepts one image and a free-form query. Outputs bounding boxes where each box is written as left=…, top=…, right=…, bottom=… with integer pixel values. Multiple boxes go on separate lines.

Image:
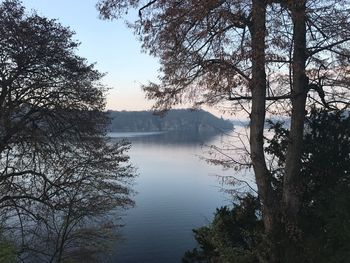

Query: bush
left=185, top=109, right=350, bottom=262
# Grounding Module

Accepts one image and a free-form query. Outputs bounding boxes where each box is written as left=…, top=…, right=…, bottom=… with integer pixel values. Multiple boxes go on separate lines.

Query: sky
left=21, top=0, right=159, bottom=111
left=18, top=0, right=243, bottom=119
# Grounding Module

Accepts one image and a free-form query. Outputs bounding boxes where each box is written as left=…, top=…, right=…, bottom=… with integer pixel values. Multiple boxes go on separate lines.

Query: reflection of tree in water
left=127, top=131, right=226, bottom=146
left=0, top=1, right=136, bottom=262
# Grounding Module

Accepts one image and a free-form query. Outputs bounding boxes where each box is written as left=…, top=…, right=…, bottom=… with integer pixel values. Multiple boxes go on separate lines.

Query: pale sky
left=21, top=0, right=159, bottom=111
left=18, top=0, right=246, bottom=119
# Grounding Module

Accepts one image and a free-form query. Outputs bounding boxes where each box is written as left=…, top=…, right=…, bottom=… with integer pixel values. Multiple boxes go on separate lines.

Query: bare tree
left=1, top=138, right=134, bottom=262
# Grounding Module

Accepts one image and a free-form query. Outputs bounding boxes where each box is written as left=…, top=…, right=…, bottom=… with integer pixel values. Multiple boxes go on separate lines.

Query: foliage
left=108, top=109, right=233, bottom=132
left=97, top=0, right=350, bottom=112
left=0, top=235, right=16, bottom=263
left=0, top=1, right=136, bottom=261
left=185, top=109, right=350, bottom=262
left=267, top=109, right=350, bottom=262
left=183, top=195, right=262, bottom=263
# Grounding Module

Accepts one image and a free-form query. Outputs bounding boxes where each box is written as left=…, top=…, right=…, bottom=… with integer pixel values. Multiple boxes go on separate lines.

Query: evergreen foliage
left=184, top=109, right=350, bottom=262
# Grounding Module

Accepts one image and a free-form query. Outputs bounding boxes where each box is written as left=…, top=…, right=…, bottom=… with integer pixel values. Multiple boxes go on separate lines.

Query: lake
left=106, top=131, right=241, bottom=262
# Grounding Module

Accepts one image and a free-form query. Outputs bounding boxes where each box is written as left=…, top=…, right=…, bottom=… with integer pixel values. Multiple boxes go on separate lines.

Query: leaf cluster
left=183, top=194, right=262, bottom=263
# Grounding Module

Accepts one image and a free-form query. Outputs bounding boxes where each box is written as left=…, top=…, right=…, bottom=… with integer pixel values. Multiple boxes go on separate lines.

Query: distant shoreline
left=107, top=131, right=166, bottom=138
left=108, top=109, right=234, bottom=133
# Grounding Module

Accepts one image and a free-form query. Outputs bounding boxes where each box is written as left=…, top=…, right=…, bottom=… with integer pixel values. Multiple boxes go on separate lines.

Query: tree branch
left=203, top=59, right=251, bottom=81
left=308, top=38, right=350, bottom=56
left=138, top=0, right=157, bottom=18
left=228, top=94, right=291, bottom=101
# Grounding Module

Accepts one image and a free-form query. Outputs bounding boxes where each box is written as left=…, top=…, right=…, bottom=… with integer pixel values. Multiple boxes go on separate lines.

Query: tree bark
left=282, top=0, right=307, bottom=236
left=250, top=0, right=277, bottom=238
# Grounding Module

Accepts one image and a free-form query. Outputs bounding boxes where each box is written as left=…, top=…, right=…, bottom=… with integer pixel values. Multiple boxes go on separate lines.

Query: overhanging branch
left=138, top=0, right=157, bottom=18
left=308, top=38, right=350, bottom=57
left=228, top=94, right=291, bottom=101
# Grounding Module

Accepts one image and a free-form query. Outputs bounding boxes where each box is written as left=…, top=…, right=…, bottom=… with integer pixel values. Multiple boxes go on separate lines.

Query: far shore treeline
left=108, top=109, right=233, bottom=133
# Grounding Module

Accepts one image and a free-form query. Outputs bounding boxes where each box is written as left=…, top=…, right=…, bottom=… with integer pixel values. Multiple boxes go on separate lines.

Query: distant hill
left=108, top=109, right=233, bottom=133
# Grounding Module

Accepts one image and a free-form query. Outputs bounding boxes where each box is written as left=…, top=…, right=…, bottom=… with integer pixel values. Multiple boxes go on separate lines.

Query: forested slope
left=108, top=109, right=233, bottom=132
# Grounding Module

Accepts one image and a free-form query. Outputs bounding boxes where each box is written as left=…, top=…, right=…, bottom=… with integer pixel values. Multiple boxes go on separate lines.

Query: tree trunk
left=250, top=0, right=277, bottom=242
left=282, top=0, right=307, bottom=237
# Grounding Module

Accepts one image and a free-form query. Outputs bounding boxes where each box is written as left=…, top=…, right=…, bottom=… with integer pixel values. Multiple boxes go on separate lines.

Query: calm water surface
left=107, top=131, right=236, bottom=263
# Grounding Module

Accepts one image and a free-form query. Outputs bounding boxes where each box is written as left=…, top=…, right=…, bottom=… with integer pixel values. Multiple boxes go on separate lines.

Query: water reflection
left=1, top=130, right=240, bottom=262
left=105, top=131, right=235, bottom=263
left=109, top=130, right=223, bottom=145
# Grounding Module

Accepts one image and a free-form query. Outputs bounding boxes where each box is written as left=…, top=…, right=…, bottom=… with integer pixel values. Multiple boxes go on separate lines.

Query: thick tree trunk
left=282, top=1, right=307, bottom=236
left=250, top=0, right=277, bottom=239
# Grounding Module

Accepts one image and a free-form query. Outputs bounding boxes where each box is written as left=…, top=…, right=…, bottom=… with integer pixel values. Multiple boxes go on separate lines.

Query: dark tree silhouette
left=185, top=109, right=350, bottom=263
left=0, top=1, right=135, bottom=261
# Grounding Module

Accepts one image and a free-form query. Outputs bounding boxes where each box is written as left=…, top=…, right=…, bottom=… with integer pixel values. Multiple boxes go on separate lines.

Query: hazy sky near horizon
left=21, top=0, right=159, bottom=111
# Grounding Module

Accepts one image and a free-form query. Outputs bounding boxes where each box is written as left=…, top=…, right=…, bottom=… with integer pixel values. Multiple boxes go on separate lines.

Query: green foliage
left=183, top=195, right=263, bottom=263
left=185, top=109, right=350, bottom=262
left=0, top=235, right=16, bottom=263
left=267, top=110, right=350, bottom=262
left=299, top=110, right=350, bottom=262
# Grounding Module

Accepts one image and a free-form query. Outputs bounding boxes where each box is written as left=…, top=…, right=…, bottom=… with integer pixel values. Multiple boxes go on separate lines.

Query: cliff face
left=108, top=109, right=233, bottom=133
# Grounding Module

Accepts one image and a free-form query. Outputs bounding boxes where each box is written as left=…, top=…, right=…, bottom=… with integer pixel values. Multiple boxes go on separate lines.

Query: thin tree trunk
left=283, top=0, right=307, bottom=236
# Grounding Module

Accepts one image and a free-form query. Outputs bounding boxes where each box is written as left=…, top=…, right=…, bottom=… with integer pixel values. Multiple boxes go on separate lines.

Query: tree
left=97, top=0, right=350, bottom=259
left=184, top=109, right=350, bottom=263
left=0, top=0, right=105, bottom=155
left=1, top=137, right=134, bottom=262
left=0, top=0, right=135, bottom=260
left=266, top=109, right=350, bottom=262
left=183, top=195, right=263, bottom=263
